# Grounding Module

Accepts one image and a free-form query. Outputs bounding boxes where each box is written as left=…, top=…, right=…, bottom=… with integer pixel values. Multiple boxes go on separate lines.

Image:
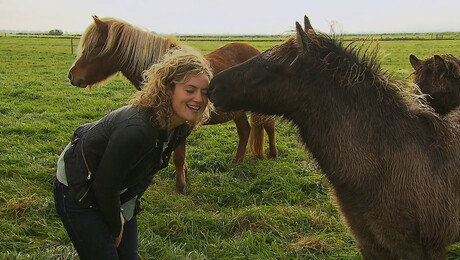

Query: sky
left=0, top=0, right=459, bottom=35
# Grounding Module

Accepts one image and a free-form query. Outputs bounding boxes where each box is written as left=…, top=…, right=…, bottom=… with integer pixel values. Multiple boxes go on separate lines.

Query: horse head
left=209, top=16, right=319, bottom=117
left=68, top=16, right=122, bottom=88
left=410, top=54, right=460, bottom=114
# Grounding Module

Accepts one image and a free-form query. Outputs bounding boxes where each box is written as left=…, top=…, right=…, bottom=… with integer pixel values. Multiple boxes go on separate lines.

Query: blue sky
left=0, top=0, right=459, bottom=34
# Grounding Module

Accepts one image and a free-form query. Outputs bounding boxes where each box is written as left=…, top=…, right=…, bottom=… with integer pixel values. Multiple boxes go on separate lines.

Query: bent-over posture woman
left=53, top=47, right=213, bottom=259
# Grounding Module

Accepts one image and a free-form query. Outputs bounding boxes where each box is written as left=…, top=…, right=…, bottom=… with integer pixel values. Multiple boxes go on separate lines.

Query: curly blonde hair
left=132, top=46, right=213, bottom=130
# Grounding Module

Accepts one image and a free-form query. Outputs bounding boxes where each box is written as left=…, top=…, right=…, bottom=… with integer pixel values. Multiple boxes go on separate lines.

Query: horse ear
left=304, top=15, right=315, bottom=35
left=409, top=54, right=421, bottom=70
left=450, top=56, right=460, bottom=77
left=434, top=55, right=449, bottom=78
left=295, top=21, right=309, bottom=54
left=289, top=22, right=309, bottom=68
left=93, top=15, right=108, bottom=32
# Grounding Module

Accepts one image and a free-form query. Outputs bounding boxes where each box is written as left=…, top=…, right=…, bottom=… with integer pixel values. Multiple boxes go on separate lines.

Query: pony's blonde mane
left=77, top=17, right=178, bottom=77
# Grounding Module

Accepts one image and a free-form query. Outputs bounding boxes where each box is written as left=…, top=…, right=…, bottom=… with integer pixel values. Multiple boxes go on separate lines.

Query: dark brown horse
left=68, top=16, right=278, bottom=194
left=209, top=15, right=460, bottom=259
left=410, top=54, right=460, bottom=115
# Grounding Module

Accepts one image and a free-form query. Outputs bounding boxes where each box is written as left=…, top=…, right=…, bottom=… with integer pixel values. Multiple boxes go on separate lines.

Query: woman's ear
left=167, top=83, right=175, bottom=96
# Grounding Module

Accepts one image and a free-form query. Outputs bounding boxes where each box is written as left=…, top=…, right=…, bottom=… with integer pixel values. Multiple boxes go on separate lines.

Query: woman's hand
left=114, top=225, right=124, bottom=247
left=114, top=212, right=126, bottom=247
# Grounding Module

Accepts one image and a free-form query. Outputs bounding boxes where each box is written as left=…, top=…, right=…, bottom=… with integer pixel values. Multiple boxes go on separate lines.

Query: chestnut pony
left=209, top=15, right=460, bottom=259
left=410, top=54, right=460, bottom=115
left=68, top=16, right=278, bottom=193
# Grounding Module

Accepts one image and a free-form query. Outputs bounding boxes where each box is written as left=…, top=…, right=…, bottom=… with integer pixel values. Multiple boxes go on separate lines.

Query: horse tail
left=249, top=112, right=266, bottom=159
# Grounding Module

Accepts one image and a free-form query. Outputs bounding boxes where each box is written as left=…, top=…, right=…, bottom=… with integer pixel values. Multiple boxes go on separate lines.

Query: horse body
left=410, top=54, right=460, bottom=115
left=209, top=16, right=460, bottom=259
left=202, top=42, right=278, bottom=161
left=68, top=16, right=277, bottom=193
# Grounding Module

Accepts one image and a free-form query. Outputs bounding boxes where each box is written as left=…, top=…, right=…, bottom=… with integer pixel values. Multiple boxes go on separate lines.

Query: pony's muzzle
left=68, top=72, right=84, bottom=87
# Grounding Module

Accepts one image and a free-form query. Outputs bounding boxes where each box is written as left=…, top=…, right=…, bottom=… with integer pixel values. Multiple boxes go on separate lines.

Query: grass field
left=1, top=34, right=460, bottom=259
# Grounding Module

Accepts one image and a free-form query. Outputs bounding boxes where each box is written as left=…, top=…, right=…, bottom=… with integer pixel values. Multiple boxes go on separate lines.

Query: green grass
left=1, top=34, right=460, bottom=259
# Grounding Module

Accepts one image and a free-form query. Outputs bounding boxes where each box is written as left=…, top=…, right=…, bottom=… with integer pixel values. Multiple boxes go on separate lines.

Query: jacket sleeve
left=91, top=125, right=147, bottom=237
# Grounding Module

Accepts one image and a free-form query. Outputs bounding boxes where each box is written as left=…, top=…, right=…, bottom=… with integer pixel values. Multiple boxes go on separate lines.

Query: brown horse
left=410, top=54, right=460, bottom=115
left=209, top=15, right=460, bottom=259
left=68, top=16, right=278, bottom=194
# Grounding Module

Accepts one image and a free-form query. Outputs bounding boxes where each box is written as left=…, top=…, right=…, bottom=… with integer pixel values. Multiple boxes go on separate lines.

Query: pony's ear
left=295, top=21, right=309, bottom=54
left=290, top=21, right=309, bottom=68
left=304, top=15, right=315, bottom=35
left=93, top=15, right=108, bottom=32
left=409, top=54, right=421, bottom=70
left=434, top=55, right=449, bottom=79
left=450, top=56, right=460, bottom=77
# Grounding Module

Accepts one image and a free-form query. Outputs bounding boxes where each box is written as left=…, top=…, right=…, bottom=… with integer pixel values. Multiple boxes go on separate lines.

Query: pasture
left=0, top=34, right=459, bottom=259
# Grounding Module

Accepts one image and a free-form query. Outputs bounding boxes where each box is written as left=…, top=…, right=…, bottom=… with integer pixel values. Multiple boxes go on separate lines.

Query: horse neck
left=118, top=35, right=176, bottom=90
left=290, top=77, right=428, bottom=187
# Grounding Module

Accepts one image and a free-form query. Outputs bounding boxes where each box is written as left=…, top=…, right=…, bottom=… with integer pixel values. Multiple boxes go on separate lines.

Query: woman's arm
left=92, top=126, right=146, bottom=237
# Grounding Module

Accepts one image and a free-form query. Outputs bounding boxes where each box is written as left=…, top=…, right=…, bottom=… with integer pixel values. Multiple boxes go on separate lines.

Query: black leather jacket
left=63, top=105, right=190, bottom=236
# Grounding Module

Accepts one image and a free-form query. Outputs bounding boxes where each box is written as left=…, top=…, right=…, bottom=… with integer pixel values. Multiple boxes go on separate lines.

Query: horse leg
left=361, top=246, right=446, bottom=260
left=233, top=113, right=251, bottom=162
left=172, top=141, right=187, bottom=194
left=249, top=112, right=265, bottom=159
left=353, top=230, right=398, bottom=260
left=339, top=209, right=398, bottom=260
left=263, top=119, right=278, bottom=158
left=420, top=248, right=447, bottom=260
left=360, top=248, right=398, bottom=260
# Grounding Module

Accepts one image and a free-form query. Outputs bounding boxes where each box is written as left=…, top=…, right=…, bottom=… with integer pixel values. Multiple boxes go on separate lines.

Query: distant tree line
left=48, top=29, right=63, bottom=36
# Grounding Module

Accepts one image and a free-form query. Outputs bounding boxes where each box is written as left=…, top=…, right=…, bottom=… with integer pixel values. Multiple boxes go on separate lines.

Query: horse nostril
left=73, top=78, right=84, bottom=88
left=68, top=72, right=73, bottom=81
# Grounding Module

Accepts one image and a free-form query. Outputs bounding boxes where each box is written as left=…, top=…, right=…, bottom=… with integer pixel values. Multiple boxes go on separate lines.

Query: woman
left=53, top=47, right=213, bottom=259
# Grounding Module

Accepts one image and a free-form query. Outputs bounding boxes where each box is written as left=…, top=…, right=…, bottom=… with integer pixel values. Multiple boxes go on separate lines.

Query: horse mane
left=289, top=33, right=398, bottom=90
left=274, top=32, right=454, bottom=140
left=278, top=32, right=432, bottom=106
left=78, top=17, right=177, bottom=77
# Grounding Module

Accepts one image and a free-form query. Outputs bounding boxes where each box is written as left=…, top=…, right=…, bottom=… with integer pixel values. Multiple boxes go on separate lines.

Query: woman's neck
left=168, top=114, right=186, bottom=135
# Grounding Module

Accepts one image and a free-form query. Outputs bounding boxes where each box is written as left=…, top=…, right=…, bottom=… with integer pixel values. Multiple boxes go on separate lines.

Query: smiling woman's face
left=169, top=73, right=210, bottom=128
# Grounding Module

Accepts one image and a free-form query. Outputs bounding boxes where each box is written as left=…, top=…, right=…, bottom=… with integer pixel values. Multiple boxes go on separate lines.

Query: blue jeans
left=53, top=179, right=139, bottom=260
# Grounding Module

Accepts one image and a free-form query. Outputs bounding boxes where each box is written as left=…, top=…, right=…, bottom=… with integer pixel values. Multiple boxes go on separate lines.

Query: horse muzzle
left=208, top=85, right=230, bottom=112
left=68, top=72, right=86, bottom=88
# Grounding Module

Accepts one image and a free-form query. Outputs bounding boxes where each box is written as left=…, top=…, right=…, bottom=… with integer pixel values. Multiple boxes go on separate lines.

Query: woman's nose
left=195, top=92, right=206, bottom=103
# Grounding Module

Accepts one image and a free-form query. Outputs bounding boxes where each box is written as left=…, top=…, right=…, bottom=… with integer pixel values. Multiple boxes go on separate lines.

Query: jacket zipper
left=80, top=138, right=92, bottom=180
left=78, top=186, right=92, bottom=203
left=78, top=138, right=93, bottom=203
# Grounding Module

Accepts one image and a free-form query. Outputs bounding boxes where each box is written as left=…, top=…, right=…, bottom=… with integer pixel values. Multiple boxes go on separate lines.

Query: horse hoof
left=175, top=185, right=185, bottom=194
left=269, top=149, right=279, bottom=159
